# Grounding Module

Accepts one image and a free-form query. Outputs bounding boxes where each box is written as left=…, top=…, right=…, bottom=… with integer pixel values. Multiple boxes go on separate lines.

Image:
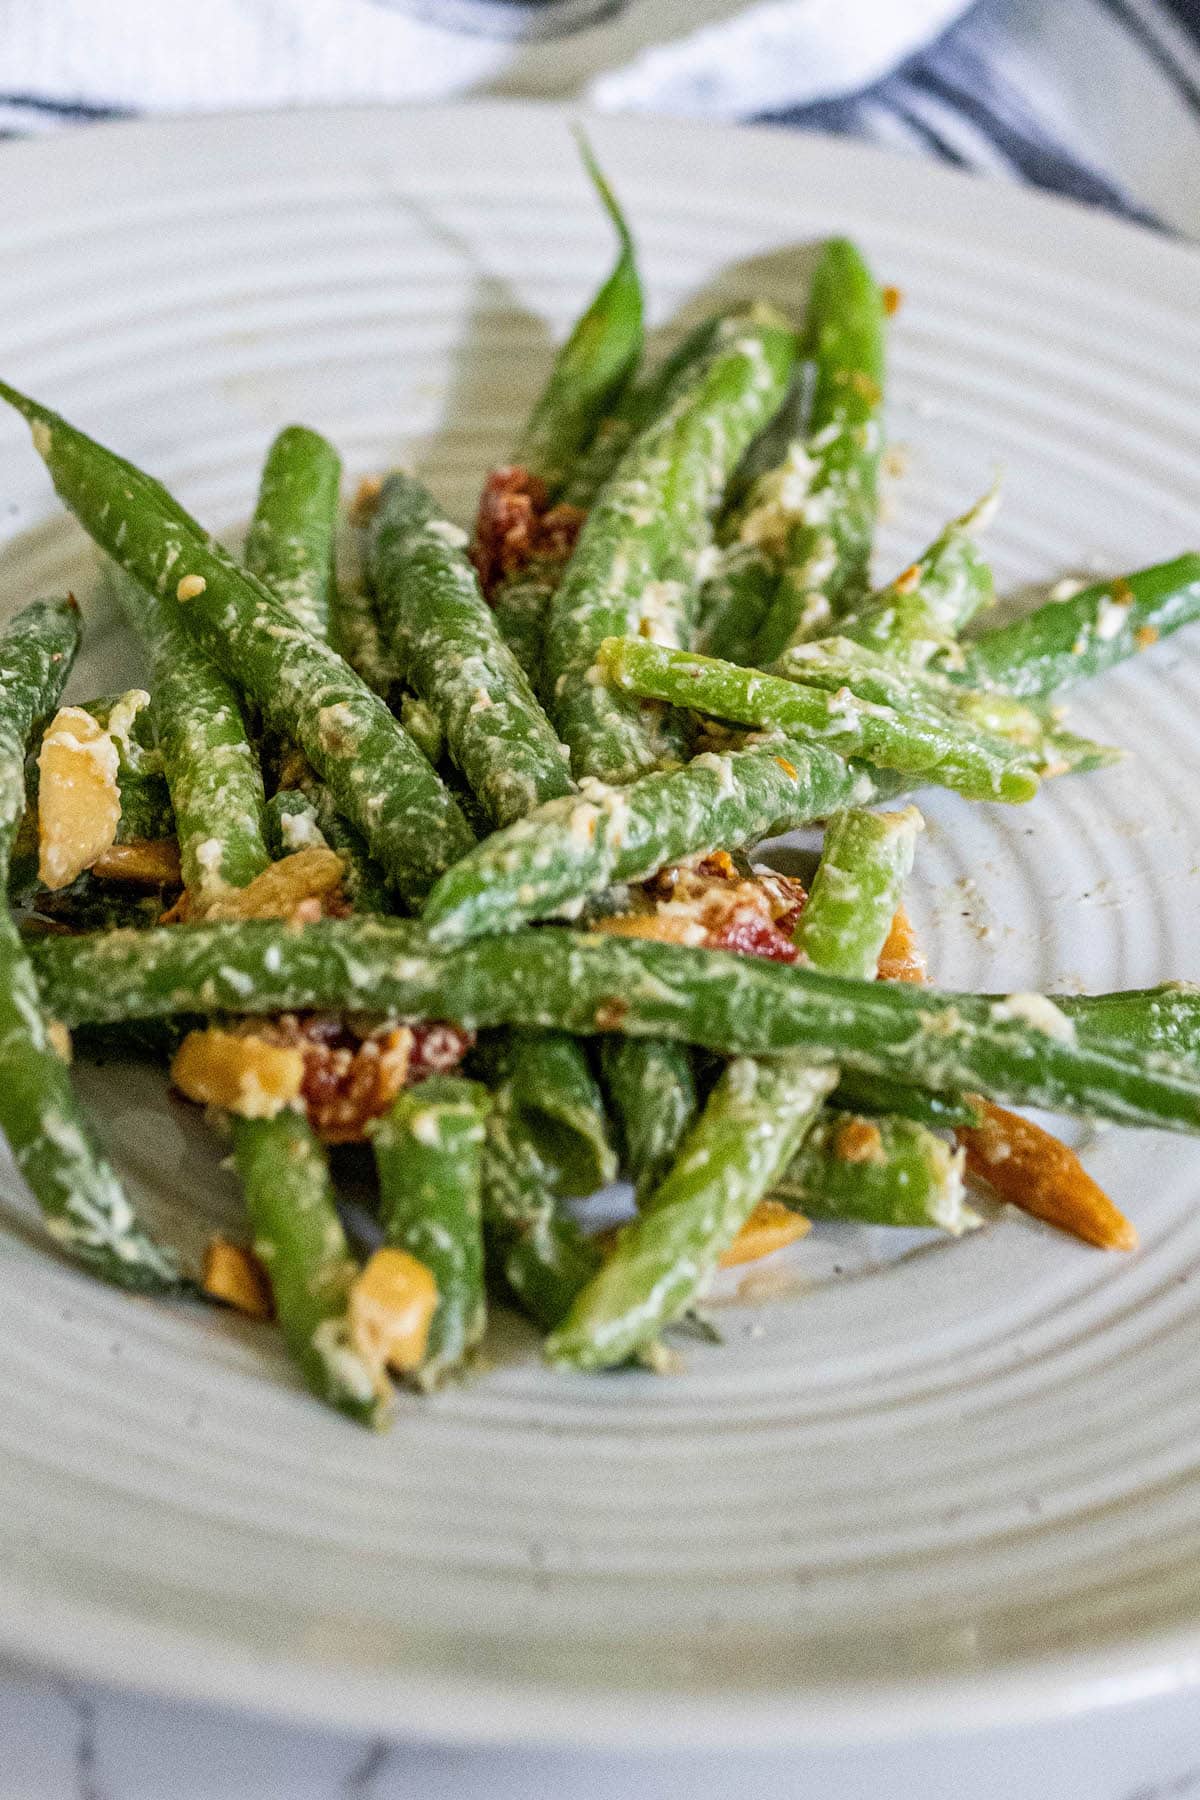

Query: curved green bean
left=515, top=133, right=643, bottom=496
left=598, top=636, right=1039, bottom=803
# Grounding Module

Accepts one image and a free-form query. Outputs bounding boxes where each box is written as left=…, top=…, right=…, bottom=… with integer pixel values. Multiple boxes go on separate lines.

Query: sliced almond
left=91, top=838, right=182, bottom=886
left=876, top=903, right=927, bottom=984
left=202, top=1236, right=274, bottom=1319
left=36, top=706, right=121, bottom=890
left=202, top=846, right=344, bottom=922
left=171, top=1028, right=304, bottom=1119
left=958, top=1099, right=1137, bottom=1251
left=719, top=1199, right=811, bottom=1268
left=348, top=1248, right=438, bottom=1378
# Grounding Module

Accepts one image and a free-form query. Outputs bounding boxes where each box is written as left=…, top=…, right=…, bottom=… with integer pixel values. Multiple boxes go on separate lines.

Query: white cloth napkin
left=0, top=0, right=971, bottom=122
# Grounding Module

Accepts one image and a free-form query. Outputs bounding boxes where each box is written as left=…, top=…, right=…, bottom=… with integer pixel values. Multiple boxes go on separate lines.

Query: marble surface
left=3, top=1660, right=1200, bottom=1800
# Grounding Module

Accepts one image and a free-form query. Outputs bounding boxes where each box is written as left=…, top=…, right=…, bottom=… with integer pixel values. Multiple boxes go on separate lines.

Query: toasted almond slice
left=719, top=1199, right=811, bottom=1268
left=348, top=1248, right=438, bottom=1377
left=202, top=1236, right=274, bottom=1319
left=876, top=903, right=927, bottom=984
left=202, top=846, right=344, bottom=922
left=91, top=838, right=182, bottom=886
left=36, top=706, right=121, bottom=890
left=958, top=1099, right=1137, bottom=1251
left=589, top=909, right=706, bottom=946
left=171, top=1028, right=304, bottom=1120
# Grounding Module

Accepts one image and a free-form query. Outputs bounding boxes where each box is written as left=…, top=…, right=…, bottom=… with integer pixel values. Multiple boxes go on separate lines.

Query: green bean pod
left=955, top=554, right=1200, bottom=698
left=558, top=313, right=729, bottom=511
left=599, top=1035, right=699, bottom=1202
left=776, top=1112, right=975, bottom=1233
left=515, top=134, right=643, bottom=496
left=831, top=1070, right=983, bottom=1131
left=330, top=581, right=401, bottom=697
left=497, top=1029, right=617, bottom=1197
left=795, top=805, right=923, bottom=978
left=33, top=921, right=1200, bottom=1136
left=232, top=1110, right=386, bottom=1426
left=480, top=1082, right=603, bottom=1330
left=364, top=473, right=574, bottom=827
left=598, top=636, right=1039, bottom=803
left=111, top=567, right=270, bottom=908
left=0, top=597, right=180, bottom=1289
left=546, top=1058, right=837, bottom=1369
left=0, top=382, right=474, bottom=907
left=422, top=739, right=884, bottom=944
left=243, top=425, right=341, bottom=642
left=371, top=1075, right=489, bottom=1384
left=752, top=240, right=887, bottom=662
left=544, top=310, right=797, bottom=784
left=833, top=488, right=998, bottom=664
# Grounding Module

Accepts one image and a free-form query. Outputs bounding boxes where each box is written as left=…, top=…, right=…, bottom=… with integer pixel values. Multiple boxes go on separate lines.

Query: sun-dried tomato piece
left=472, top=465, right=584, bottom=596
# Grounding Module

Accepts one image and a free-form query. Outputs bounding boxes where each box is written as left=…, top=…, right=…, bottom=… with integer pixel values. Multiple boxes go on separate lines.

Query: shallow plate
left=2, top=104, right=1200, bottom=1749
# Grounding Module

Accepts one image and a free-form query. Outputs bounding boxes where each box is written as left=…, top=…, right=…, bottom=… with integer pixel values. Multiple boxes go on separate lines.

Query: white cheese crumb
left=991, top=993, right=1076, bottom=1042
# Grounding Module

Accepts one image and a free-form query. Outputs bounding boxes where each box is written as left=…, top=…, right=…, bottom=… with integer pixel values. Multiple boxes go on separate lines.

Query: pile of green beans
left=0, top=135, right=1196, bottom=1420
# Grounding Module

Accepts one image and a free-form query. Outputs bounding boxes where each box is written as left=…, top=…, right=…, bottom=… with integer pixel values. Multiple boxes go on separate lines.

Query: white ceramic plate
left=2, top=103, right=1200, bottom=1750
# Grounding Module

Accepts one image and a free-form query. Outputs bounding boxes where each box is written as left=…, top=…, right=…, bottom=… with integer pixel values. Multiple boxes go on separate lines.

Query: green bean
left=546, top=1058, right=837, bottom=1369
left=422, top=738, right=884, bottom=942
left=398, top=693, right=443, bottom=766
left=954, top=555, right=1200, bottom=698
left=1052, top=983, right=1200, bottom=1060
left=697, top=542, right=782, bottom=668
left=480, top=1079, right=603, bottom=1330
left=775, top=1112, right=976, bottom=1233
left=831, top=1070, right=983, bottom=1130
left=498, top=1029, right=617, bottom=1196
left=33, top=921, right=1200, bottom=1135
left=0, top=597, right=179, bottom=1289
left=243, top=425, right=341, bottom=642
left=795, top=805, right=923, bottom=978
left=231, top=1110, right=385, bottom=1426
left=364, top=473, right=574, bottom=826
left=0, top=382, right=474, bottom=906
left=752, top=240, right=886, bottom=662
left=371, top=1075, right=489, bottom=1384
left=776, top=637, right=1114, bottom=780
left=330, top=581, right=400, bottom=697
left=544, top=310, right=797, bottom=784
left=597, top=636, right=1038, bottom=803
left=515, top=133, right=643, bottom=496
left=558, top=313, right=728, bottom=510
left=110, top=567, right=270, bottom=908
left=832, top=488, right=998, bottom=664
left=488, top=316, right=735, bottom=686
left=599, top=1035, right=698, bottom=1201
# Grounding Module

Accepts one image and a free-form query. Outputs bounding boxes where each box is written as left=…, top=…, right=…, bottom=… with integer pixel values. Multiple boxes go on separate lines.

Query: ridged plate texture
left=1, top=104, right=1199, bottom=1748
